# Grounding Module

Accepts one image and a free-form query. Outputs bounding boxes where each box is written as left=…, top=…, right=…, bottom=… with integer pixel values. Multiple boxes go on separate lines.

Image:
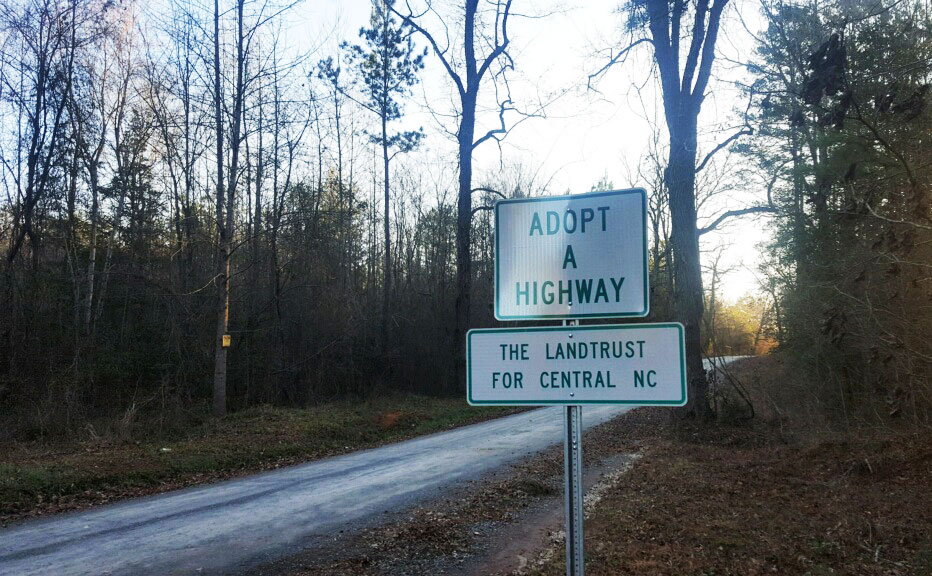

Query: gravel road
left=0, top=357, right=740, bottom=576
left=0, top=406, right=630, bottom=575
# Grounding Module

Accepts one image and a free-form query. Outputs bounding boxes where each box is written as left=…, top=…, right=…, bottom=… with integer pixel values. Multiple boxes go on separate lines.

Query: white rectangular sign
left=494, top=189, right=648, bottom=320
left=467, top=323, right=686, bottom=406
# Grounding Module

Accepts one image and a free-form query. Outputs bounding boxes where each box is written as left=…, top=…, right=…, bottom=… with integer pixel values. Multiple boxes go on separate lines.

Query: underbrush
left=0, top=394, right=520, bottom=525
left=708, top=353, right=929, bottom=440
left=527, top=354, right=932, bottom=576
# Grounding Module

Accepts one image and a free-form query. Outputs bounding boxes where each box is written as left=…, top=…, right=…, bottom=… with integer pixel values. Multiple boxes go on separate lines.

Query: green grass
left=0, top=395, right=521, bottom=522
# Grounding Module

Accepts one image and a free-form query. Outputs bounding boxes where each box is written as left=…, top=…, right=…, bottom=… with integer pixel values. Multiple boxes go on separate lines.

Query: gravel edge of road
left=248, top=406, right=659, bottom=576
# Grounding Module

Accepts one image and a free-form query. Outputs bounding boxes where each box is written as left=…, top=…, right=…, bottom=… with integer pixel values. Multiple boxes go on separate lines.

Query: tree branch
left=697, top=88, right=755, bottom=172
left=587, top=38, right=652, bottom=90
left=472, top=97, right=512, bottom=150
left=698, top=206, right=776, bottom=236
left=681, top=0, right=709, bottom=94
left=691, top=0, right=729, bottom=100
left=476, top=0, right=513, bottom=84
left=696, top=126, right=752, bottom=173
left=472, top=186, right=506, bottom=199
left=698, top=165, right=782, bottom=235
left=391, top=1, right=465, bottom=97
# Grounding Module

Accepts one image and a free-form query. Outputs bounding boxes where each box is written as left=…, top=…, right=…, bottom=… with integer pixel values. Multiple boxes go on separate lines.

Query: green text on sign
left=467, top=323, right=686, bottom=406
left=494, top=189, right=649, bottom=320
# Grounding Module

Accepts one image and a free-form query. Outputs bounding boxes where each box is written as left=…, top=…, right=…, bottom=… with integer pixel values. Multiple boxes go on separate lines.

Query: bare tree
left=71, top=6, right=135, bottom=336
left=2, top=0, right=78, bottom=265
left=343, top=0, right=425, bottom=358
left=392, top=0, right=515, bottom=390
left=210, top=0, right=301, bottom=414
left=591, top=0, right=731, bottom=418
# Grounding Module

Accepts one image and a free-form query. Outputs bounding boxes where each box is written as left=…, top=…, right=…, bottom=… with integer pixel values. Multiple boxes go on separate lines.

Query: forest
left=1, top=0, right=930, bottom=441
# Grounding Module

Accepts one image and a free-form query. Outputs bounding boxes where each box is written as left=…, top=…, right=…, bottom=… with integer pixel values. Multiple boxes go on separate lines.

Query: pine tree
left=343, top=0, right=426, bottom=359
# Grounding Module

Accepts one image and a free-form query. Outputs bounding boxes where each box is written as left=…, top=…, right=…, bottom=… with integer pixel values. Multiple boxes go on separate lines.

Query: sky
left=290, top=0, right=771, bottom=302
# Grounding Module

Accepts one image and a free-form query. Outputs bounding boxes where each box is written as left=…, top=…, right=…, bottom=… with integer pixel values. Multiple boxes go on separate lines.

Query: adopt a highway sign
left=494, top=189, right=648, bottom=320
left=467, top=323, right=686, bottom=406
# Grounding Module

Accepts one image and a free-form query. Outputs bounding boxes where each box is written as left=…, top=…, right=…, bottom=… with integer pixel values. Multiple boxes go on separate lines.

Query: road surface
left=0, top=406, right=632, bottom=576
left=0, top=357, right=741, bottom=576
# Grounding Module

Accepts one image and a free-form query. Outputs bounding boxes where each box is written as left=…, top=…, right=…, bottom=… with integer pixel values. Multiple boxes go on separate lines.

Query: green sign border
left=466, top=322, right=687, bottom=406
left=493, top=188, right=650, bottom=321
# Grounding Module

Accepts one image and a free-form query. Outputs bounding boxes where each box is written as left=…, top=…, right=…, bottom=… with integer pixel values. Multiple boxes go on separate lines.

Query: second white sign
left=467, top=323, right=686, bottom=406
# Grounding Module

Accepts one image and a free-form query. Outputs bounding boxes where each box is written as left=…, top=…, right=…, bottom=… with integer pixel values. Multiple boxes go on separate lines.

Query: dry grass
left=527, top=355, right=932, bottom=576
left=0, top=395, right=521, bottom=525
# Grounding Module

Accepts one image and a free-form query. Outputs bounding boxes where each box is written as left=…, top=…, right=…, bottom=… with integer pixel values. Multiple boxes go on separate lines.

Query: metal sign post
left=563, top=317, right=584, bottom=576
left=564, top=404, right=584, bottom=576
left=563, top=320, right=586, bottom=576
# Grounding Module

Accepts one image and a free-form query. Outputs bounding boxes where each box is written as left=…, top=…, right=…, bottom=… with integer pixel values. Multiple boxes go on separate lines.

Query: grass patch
left=0, top=395, right=521, bottom=524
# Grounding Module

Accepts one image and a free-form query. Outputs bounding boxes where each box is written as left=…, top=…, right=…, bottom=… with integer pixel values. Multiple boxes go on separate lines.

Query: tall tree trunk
left=380, top=114, right=391, bottom=357
left=219, top=0, right=246, bottom=409
left=183, top=40, right=195, bottom=293
left=667, top=116, right=708, bottom=418
left=211, top=0, right=227, bottom=416
left=454, top=93, right=476, bottom=392
left=346, top=116, right=356, bottom=291
left=390, top=0, right=512, bottom=390
left=335, top=93, right=344, bottom=291
left=253, top=88, right=263, bottom=297
left=66, top=150, right=81, bottom=360
left=642, top=0, right=728, bottom=419
left=85, top=167, right=99, bottom=334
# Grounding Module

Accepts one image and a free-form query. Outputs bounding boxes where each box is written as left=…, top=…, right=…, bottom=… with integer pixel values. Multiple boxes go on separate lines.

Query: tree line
left=0, top=0, right=517, bottom=436
left=746, top=0, right=932, bottom=425
left=1, top=0, right=929, bottom=438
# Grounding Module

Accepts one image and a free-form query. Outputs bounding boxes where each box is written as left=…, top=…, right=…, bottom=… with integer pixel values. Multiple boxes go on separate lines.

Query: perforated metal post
left=564, top=404, right=584, bottom=576
left=563, top=320, right=584, bottom=576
